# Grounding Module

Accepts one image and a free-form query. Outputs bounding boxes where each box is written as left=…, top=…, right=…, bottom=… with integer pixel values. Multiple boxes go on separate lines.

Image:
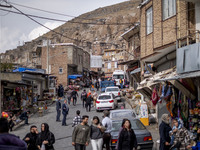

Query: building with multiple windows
left=41, top=43, right=90, bottom=86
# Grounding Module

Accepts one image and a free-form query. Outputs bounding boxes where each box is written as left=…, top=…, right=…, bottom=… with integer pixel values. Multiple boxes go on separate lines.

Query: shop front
left=139, top=67, right=200, bottom=134
left=2, top=81, right=33, bottom=116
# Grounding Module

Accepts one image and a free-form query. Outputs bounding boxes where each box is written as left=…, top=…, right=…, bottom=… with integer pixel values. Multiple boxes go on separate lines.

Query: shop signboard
left=140, top=103, right=149, bottom=126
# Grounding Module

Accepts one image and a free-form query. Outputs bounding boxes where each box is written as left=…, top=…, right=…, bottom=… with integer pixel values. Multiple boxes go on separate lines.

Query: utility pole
left=47, top=39, right=49, bottom=74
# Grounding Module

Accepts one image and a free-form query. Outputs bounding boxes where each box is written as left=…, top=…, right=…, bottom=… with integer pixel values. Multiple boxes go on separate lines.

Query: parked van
left=112, top=70, right=127, bottom=87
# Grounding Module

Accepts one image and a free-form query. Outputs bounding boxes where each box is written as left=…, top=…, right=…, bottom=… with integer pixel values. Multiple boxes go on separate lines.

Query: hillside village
left=1, top=0, right=200, bottom=149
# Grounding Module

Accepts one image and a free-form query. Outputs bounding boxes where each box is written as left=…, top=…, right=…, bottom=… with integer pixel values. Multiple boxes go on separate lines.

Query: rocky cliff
left=0, top=0, right=140, bottom=66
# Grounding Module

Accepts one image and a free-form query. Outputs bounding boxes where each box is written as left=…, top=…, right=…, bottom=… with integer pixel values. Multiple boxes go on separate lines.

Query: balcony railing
left=177, top=30, right=200, bottom=49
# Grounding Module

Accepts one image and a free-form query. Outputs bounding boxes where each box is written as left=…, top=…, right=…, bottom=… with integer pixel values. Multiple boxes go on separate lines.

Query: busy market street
left=1, top=0, right=200, bottom=150
left=11, top=89, right=127, bottom=150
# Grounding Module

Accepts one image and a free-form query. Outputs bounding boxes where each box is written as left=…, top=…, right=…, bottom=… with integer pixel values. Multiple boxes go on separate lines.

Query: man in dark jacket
left=23, top=125, right=39, bottom=150
left=81, top=90, right=87, bottom=108
left=56, top=97, right=61, bottom=122
left=0, top=118, right=27, bottom=150
left=159, top=114, right=172, bottom=150
left=19, top=110, right=30, bottom=125
left=71, top=89, right=79, bottom=106
left=58, top=84, right=64, bottom=97
left=85, top=93, right=92, bottom=112
left=62, top=100, right=69, bottom=126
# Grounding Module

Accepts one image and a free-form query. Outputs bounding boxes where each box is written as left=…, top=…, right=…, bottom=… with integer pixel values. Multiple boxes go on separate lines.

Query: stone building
left=102, top=49, right=124, bottom=77
left=138, top=0, right=199, bottom=125
left=120, top=23, right=141, bottom=88
left=41, top=43, right=90, bottom=86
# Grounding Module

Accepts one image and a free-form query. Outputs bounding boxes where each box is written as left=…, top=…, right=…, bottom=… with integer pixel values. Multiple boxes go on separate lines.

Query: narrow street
left=12, top=90, right=124, bottom=150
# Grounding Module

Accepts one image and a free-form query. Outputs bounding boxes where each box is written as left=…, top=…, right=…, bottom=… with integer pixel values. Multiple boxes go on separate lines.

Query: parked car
left=110, top=118, right=153, bottom=150
left=105, top=86, right=121, bottom=102
left=96, top=93, right=118, bottom=112
left=109, top=109, right=137, bottom=119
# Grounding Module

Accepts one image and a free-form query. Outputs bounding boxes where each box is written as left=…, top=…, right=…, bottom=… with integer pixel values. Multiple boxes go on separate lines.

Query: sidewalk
left=12, top=99, right=54, bottom=131
left=124, top=96, right=160, bottom=150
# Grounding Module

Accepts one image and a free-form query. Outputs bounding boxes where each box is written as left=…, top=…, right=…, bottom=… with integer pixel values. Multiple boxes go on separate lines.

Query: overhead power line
left=0, top=8, right=135, bottom=25
left=3, top=0, right=78, bottom=42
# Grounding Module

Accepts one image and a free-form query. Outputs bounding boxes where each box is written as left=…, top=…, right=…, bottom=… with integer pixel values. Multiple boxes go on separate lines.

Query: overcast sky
left=0, top=0, right=128, bottom=53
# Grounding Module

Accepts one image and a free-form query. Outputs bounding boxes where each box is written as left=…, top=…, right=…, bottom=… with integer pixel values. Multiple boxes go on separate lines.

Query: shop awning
left=169, top=80, right=196, bottom=100
left=130, top=68, right=141, bottom=74
left=68, top=75, right=82, bottom=79
left=155, top=70, right=200, bottom=81
left=13, top=67, right=45, bottom=74
left=118, top=59, right=139, bottom=65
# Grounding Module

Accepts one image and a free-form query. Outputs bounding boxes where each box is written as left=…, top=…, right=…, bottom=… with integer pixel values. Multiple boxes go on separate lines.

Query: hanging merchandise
left=180, top=95, right=188, bottom=122
left=163, top=84, right=173, bottom=101
left=167, top=88, right=175, bottom=117
left=151, top=86, right=159, bottom=105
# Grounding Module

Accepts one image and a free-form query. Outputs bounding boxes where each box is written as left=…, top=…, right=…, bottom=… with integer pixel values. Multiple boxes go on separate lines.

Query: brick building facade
left=140, top=0, right=195, bottom=72
left=41, top=43, right=90, bottom=86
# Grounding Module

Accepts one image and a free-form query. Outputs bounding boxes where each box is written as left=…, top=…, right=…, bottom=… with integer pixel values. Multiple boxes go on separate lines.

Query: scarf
left=40, top=123, right=50, bottom=142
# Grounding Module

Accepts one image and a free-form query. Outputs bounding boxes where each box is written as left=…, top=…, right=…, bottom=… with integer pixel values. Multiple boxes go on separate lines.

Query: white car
left=105, top=86, right=121, bottom=102
left=96, top=93, right=118, bottom=112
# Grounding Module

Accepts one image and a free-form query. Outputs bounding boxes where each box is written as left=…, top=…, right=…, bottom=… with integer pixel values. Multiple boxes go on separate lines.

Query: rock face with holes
left=0, top=0, right=140, bottom=68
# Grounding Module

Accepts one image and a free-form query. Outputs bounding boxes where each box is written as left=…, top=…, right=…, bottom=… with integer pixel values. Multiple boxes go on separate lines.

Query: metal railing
left=176, top=30, right=200, bottom=49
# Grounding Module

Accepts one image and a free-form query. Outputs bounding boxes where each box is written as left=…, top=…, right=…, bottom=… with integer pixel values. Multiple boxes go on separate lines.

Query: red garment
left=151, top=87, right=159, bottom=105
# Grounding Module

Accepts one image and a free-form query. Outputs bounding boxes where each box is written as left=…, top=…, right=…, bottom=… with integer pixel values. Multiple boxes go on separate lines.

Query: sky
left=0, top=0, right=128, bottom=53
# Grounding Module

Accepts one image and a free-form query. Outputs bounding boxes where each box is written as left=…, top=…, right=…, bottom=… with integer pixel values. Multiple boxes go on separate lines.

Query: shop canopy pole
left=0, top=59, right=1, bottom=113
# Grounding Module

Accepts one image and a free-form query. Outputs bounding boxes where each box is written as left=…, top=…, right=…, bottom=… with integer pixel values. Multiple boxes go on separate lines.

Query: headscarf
left=40, top=123, right=50, bottom=141
left=162, top=114, right=170, bottom=124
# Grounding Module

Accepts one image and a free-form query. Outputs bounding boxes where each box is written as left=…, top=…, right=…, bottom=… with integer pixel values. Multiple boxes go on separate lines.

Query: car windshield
left=99, top=95, right=111, bottom=100
left=111, top=111, right=136, bottom=118
left=106, top=88, right=119, bottom=92
left=112, top=120, right=146, bottom=131
left=113, top=75, right=124, bottom=79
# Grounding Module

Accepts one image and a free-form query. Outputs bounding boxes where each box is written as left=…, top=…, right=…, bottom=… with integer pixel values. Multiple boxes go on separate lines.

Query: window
left=146, top=7, right=153, bottom=35
left=108, top=62, right=111, bottom=69
left=115, top=62, right=118, bottom=68
left=106, top=52, right=108, bottom=56
left=163, top=0, right=176, bottom=20
left=59, top=68, right=63, bottom=74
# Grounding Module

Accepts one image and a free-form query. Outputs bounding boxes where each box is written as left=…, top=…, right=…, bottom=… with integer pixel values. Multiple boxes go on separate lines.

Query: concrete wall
left=195, top=3, right=200, bottom=31
left=1, top=73, right=22, bottom=82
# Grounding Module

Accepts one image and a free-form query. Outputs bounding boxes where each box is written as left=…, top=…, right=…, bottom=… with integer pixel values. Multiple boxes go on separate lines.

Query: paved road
left=12, top=89, right=124, bottom=150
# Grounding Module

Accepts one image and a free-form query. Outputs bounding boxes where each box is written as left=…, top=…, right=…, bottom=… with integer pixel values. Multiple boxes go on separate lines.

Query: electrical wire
left=0, top=8, right=135, bottom=25
left=9, top=1, right=141, bottom=21
left=3, top=0, right=78, bottom=42
left=9, top=1, right=97, bottom=21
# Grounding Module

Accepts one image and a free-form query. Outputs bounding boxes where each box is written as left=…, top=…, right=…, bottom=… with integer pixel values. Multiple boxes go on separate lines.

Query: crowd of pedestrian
left=159, top=113, right=194, bottom=150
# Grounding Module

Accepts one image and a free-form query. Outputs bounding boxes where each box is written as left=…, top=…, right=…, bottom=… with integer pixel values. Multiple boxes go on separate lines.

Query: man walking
left=71, top=89, right=79, bottom=106
left=67, top=88, right=72, bottom=105
left=102, top=110, right=112, bottom=150
left=62, top=100, right=69, bottom=126
left=72, top=110, right=82, bottom=127
left=72, top=115, right=90, bottom=150
left=119, top=78, right=123, bottom=89
left=56, top=97, right=61, bottom=122
left=81, top=90, right=87, bottom=108
left=85, top=92, right=92, bottom=112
